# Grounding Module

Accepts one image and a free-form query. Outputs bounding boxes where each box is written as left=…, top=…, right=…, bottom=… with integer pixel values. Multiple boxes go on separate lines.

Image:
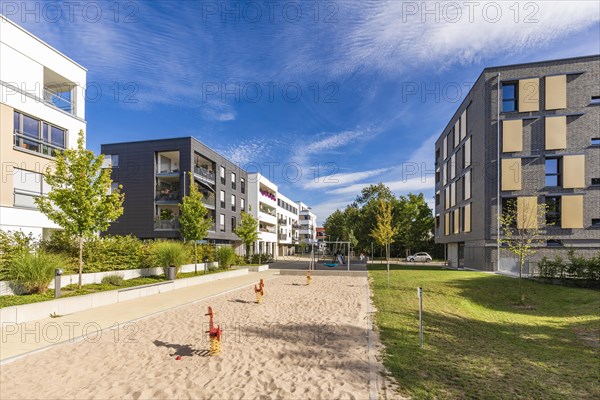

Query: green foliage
left=40, top=230, right=78, bottom=256
left=9, top=251, right=62, bottom=294
left=371, top=199, right=398, bottom=248
left=250, top=253, right=273, bottom=265
left=0, top=230, right=37, bottom=280
left=151, top=241, right=187, bottom=275
left=538, top=251, right=600, bottom=281
left=83, top=235, right=150, bottom=273
left=234, top=211, right=259, bottom=255
left=215, top=246, right=236, bottom=269
left=35, top=130, right=124, bottom=287
left=101, top=274, right=124, bottom=286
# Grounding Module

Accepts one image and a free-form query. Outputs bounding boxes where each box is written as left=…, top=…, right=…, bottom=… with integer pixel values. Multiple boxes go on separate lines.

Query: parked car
left=407, top=252, right=432, bottom=262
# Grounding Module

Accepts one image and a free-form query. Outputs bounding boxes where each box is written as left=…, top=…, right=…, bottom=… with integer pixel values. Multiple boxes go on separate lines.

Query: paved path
left=0, top=270, right=278, bottom=363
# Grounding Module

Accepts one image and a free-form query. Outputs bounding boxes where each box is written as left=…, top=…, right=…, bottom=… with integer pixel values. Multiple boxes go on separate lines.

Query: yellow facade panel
left=501, top=159, right=522, bottom=191
left=561, top=195, right=583, bottom=229
left=563, top=155, right=585, bottom=189
left=453, top=209, right=459, bottom=234
left=445, top=213, right=450, bottom=236
left=545, top=75, right=567, bottom=110
left=502, top=119, right=523, bottom=152
left=464, top=204, right=471, bottom=232
left=545, top=116, right=567, bottom=150
left=517, top=196, right=538, bottom=229
left=519, top=78, right=539, bottom=112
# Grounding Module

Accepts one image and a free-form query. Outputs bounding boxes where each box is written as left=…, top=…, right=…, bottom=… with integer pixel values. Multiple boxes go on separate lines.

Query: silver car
left=407, top=252, right=432, bottom=262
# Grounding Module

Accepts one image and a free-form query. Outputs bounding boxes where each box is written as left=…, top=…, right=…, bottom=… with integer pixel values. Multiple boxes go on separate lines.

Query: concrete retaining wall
left=0, top=268, right=247, bottom=324
left=233, top=265, right=269, bottom=272
left=0, top=262, right=220, bottom=296
left=277, top=269, right=368, bottom=277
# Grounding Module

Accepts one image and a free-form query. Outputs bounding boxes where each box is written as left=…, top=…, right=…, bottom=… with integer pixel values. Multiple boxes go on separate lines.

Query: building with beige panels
left=0, top=15, right=87, bottom=238
left=434, top=55, right=599, bottom=273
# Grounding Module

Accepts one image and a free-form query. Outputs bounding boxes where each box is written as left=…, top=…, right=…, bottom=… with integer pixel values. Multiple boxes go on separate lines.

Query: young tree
left=499, top=198, right=548, bottom=305
left=371, top=199, right=398, bottom=288
left=234, top=211, right=259, bottom=259
left=36, top=130, right=124, bottom=288
left=179, top=172, right=213, bottom=274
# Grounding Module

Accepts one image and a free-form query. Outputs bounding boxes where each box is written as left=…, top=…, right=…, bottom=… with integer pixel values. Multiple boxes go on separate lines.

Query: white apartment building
left=0, top=15, right=87, bottom=238
left=276, top=192, right=299, bottom=256
left=247, top=172, right=278, bottom=256
left=296, top=201, right=317, bottom=244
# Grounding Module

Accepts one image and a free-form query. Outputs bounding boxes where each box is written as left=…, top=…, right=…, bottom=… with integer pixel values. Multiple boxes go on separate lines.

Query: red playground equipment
left=205, top=306, right=222, bottom=356
left=254, top=279, right=265, bottom=303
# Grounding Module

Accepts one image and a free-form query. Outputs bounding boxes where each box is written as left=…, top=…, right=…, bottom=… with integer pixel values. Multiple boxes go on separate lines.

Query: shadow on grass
left=378, top=310, right=599, bottom=399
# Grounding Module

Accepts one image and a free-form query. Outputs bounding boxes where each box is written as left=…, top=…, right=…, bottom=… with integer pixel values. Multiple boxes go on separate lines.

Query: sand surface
left=0, top=275, right=382, bottom=399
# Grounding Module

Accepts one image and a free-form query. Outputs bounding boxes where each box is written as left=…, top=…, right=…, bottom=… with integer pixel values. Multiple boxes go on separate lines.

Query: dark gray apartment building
left=434, top=55, right=600, bottom=273
left=101, top=137, right=247, bottom=247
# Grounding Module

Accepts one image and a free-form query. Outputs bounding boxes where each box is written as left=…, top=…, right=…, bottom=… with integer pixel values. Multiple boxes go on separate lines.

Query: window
left=545, top=196, right=561, bottom=226
left=546, top=239, right=563, bottom=247
left=241, top=198, right=245, bottom=211
left=241, top=178, right=246, bottom=194
left=502, top=82, right=517, bottom=112
left=231, top=194, right=236, bottom=211
left=592, top=219, right=600, bottom=227
left=592, top=178, right=600, bottom=186
left=501, top=198, right=516, bottom=226
left=13, top=111, right=66, bottom=157
left=231, top=216, right=237, bottom=230
left=13, top=169, right=48, bottom=209
left=435, top=148, right=440, bottom=161
left=220, top=214, right=225, bottom=232
left=231, top=172, right=236, bottom=190
left=435, top=192, right=440, bottom=206
left=463, top=170, right=471, bottom=200
left=220, top=166, right=226, bottom=184
left=545, top=158, right=561, bottom=187
left=220, top=190, right=225, bottom=208
left=591, top=96, right=600, bottom=105
left=592, top=138, right=600, bottom=146
left=435, top=170, right=440, bottom=183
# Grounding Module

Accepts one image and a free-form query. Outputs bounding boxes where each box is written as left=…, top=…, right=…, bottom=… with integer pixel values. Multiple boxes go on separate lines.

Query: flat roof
left=0, top=14, right=87, bottom=71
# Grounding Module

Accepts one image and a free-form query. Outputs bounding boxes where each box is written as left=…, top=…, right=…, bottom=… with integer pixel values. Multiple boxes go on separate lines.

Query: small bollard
left=54, top=268, right=64, bottom=298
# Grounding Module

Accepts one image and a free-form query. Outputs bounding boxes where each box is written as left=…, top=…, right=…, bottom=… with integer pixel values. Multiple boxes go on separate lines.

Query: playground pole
left=347, top=243, right=350, bottom=272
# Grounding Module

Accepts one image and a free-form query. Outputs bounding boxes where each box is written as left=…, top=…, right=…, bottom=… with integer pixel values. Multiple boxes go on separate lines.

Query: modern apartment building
left=434, top=55, right=600, bottom=273
left=276, top=192, right=299, bottom=256
left=100, top=137, right=247, bottom=249
left=297, top=201, right=317, bottom=244
left=246, top=172, right=278, bottom=255
left=0, top=15, right=87, bottom=238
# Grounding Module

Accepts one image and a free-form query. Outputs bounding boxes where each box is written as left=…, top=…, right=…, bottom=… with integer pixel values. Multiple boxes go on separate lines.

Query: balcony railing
left=154, top=218, right=180, bottom=230
left=14, top=131, right=64, bottom=157
left=194, top=166, right=216, bottom=182
left=259, top=206, right=276, bottom=217
left=260, top=227, right=276, bottom=234
left=201, top=193, right=216, bottom=207
left=155, top=191, right=180, bottom=202
left=260, top=190, right=276, bottom=202
left=43, top=87, right=75, bottom=115
left=278, top=234, right=287, bottom=240
left=278, top=218, right=287, bottom=225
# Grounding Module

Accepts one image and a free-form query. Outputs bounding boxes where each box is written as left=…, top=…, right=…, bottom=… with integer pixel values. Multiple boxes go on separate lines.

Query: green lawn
left=369, top=264, right=600, bottom=400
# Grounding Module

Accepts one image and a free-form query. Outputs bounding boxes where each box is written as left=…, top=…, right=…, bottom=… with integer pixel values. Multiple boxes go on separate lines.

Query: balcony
left=201, top=192, right=216, bottom=208
left=260, top=226, right=276, bottom=234
left=194, top=165, right=216, bottom=183
left=154, top=217, right=179, bottom=230
left=278, top=234, right=287, bottom=241
left=260, top=189, right=276, bottom=202
left=43, top=86, right=75, bottom=115
left=155, top=191, right=180, bottom=202
left=278, top=218, right=287, bottom=225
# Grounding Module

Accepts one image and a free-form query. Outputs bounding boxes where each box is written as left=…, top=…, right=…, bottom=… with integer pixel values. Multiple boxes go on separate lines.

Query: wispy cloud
left=220, top=138, right=275, bottom=166
left=202, top=100, right=236, bottom=122
left=303, top=168, right=388, bottom=190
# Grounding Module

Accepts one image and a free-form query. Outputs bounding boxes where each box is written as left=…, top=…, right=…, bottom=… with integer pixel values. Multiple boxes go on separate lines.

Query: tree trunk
left=519, top=255, right=524, bottom=305
left=194, top=241, right=198, bottom=275
left=78, top=236, right=83, bottom=289
left=386, top=243, right=390, bottom=288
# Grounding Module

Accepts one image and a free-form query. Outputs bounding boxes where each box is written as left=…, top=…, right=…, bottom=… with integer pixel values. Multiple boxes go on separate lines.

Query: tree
left=498, top=198, right=548, bottom=305
left=323, top=209, right=345, bottom=242
left=36, top=130, right=124, bottom=288
left=396, top=193, right=434, bottom=257
left=234, top=211, right=259, bottom=259
left=179, top=172, right=213, bottom=274
left=371, top=199, right=398, bottom=288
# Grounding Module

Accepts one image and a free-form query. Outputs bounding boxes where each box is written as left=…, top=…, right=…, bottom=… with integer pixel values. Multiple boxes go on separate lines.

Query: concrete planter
left=0, top=268, right=248, bottom=324
left=233, top=264, right=269, bottom=272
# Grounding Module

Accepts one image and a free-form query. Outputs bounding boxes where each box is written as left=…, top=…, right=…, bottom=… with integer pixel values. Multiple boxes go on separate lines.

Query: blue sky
left=9, top=1, right=600, bottom=222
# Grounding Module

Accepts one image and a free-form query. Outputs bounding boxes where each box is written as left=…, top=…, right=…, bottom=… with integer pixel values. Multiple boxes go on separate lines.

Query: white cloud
left=201, top=101, right=237, bottom=122
left=220, top=138, right=273, bottom=166
left=291, top=129, right=374, bottom=165
left=303, top=168, right=388, bottom=190
left=327, top=176, right=432, bottom=196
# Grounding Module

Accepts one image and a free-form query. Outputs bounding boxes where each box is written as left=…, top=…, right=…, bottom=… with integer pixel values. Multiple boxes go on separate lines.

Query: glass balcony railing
left=194, top=166, right=216, bottom=182
left=154, top=217, right=180, bottom=230
left=201, top=193, right=215, bottom=207
left=155, top=191, right=180, bottom=201
left=43, top=87, right=75, bottom=115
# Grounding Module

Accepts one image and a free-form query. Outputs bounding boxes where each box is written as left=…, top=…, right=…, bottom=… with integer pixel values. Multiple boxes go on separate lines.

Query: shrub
left=151, top=241, right=187, bottom=275
left=0, top=230, right=37, bottom=280
left=83, top=235, right=148, bottom=272
left=250, top=253, right=273, bottom=265
left=216, top=246, right=236, bottom=269
left=537, top=252, right=600, bottom=281
left=101, top=274, right=124, bottom=286
left=9, top=251, right=62, bottom=294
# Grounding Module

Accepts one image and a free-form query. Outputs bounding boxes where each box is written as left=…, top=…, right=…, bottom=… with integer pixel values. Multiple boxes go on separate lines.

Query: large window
left=241, top=198, right=245, bottom=211
left=241, top=178, right=246, bottom=194
left=220, top=166, right=226, bottom=184
left=231, top=194, right=236, bottom=212
left=13, top=168, right=49, bottom=209
left=231, top=172, right=236, bottom=190
left=545, top=158, right=561, bottom=187
left=502, top=82, right=518, bottom=112
left=220, top=190, right=225, bottom=208
left=219, top=214, right=225, bottom=232
left=545, top=196, right=561, bottom=226
left=14, top=111, right=66, bottom=157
